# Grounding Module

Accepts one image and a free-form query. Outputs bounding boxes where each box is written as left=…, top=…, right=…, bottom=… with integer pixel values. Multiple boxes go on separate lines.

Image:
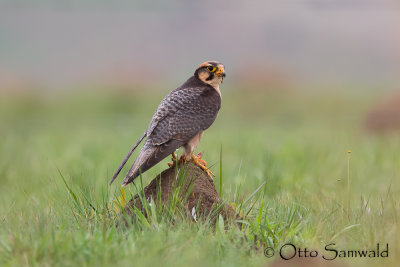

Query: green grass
left=0, top=88, right=399, bottom=266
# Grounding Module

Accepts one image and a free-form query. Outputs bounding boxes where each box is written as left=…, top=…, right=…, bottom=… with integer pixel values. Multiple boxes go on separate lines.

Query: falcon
left=110, top=61, right=226, bottom=187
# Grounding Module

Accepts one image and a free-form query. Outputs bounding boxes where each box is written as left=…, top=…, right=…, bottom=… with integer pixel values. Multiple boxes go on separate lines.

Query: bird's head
left=194, top=61, right=226, bottom=89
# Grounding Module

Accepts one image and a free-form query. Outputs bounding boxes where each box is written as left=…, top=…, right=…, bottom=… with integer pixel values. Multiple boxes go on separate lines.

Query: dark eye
left=207, top=66, right=216, bottom=72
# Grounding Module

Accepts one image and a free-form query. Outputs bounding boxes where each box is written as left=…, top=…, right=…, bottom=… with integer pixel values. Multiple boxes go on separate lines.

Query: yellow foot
left=167, top=152, right=177, bottom=167
left=191, top=152, right=215, bottom=179
left=167, top=152, right=183, bottom=167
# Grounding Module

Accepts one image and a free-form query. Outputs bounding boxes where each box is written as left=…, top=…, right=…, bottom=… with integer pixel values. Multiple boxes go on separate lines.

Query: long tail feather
left=121, top=139, right=182, bottom=186
left=121, top=145, right=156, bottom=187
left=109, top=131, right=146, bottom=185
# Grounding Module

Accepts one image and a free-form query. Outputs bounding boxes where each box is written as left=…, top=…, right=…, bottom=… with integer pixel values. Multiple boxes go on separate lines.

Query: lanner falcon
left=110, top=61, right=226, bottom=187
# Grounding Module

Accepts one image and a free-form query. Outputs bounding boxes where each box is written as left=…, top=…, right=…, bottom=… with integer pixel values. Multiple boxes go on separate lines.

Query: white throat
left=206, top=79, right=222, bottom=97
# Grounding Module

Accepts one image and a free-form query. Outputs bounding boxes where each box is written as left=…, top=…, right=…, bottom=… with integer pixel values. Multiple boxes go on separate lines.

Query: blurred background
left=1, top=0, right=400, bottom=193
left=1, top=0, right=399, bottom=90
left=1, top=2, right=400, bottom=265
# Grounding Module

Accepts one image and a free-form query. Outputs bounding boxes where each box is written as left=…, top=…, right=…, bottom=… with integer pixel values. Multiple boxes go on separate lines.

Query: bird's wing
left=121, top=85, right=221, bottom=186
left=121, top=138, right=182, bottom=186
left=148, top=86, right=220, bottom=145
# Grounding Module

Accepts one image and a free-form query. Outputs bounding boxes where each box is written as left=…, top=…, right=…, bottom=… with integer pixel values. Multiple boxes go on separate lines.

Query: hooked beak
left=216, top=66, right=226, bottom=78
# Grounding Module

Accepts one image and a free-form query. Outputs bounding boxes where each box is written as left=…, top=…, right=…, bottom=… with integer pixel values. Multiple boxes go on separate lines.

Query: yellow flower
left=113, top=188, right=128, bottom=212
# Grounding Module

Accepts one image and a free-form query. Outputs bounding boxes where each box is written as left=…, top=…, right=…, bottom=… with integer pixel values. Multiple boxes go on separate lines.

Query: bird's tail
left=109, top=132, right=146, bottom=185
left=121, top=144, right=156, bottom=187
left=121, top=139, right=181, bottom=187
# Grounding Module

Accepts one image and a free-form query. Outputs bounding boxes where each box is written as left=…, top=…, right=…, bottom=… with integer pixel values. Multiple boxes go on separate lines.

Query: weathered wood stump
left=123, top=161, right=235, bottom=222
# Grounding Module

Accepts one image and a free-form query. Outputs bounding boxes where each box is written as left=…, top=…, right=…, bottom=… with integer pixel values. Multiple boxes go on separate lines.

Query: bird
left=110, top=61, right=226, bottom=187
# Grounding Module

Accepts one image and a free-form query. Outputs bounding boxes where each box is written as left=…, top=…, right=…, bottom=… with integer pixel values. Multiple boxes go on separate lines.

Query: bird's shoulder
left=170, top=76, right=215, bottom=96
left=156, top=76, right=219, bottom=114
left=172, top=76, right=221, bottom=106
left=146, top=76, right=220, bottom=137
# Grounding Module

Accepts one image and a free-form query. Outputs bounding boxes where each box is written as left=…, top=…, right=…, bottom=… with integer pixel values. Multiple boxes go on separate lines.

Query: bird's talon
left=203, top=168, right=215, bottom=180
left=190, top=153, right=214, bottom=179
left=191, top=153, right=207, bottom=167
left=168, top=152, right=178, bottom=167
left=198, top=158, right=207, bottom=166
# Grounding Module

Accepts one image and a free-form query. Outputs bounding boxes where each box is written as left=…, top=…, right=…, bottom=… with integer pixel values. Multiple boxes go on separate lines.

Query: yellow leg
left=191, top=152, right=215, bottom=179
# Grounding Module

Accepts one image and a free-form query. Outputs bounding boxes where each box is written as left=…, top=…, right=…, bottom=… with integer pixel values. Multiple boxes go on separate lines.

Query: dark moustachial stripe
left=206, top=73, right=214, bottom=81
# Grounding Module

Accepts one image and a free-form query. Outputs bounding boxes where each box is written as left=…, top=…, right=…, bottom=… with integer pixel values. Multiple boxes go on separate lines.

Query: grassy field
left=0, top=87, right=399, bottom=266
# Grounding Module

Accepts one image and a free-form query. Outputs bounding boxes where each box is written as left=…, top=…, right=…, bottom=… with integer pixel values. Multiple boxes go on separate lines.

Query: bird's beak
left=216, top=66, right=226, bottom=78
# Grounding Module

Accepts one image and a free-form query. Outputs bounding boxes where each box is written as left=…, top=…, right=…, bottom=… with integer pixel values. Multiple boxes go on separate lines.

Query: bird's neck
left=213, top=85, right=221, bottom=97
left=200, top=77, right=223, bottom=97
left=186, top=75, right=222, bottom=97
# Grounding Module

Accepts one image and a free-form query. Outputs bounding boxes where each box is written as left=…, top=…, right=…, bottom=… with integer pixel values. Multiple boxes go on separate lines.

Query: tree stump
left=122, top=161, right=235, bottom=222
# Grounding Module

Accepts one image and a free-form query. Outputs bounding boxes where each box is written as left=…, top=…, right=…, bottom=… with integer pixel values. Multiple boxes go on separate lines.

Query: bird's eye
left=207, top=66, right=216, bottom=72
